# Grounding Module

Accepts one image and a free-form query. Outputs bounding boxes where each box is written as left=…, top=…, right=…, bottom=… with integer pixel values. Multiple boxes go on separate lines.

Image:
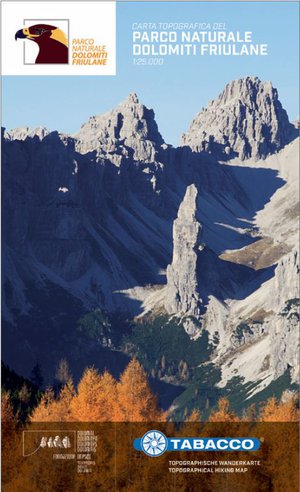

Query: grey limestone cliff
left=75, top=92, right=165, bottom=164
left=165, top=184, right=203, bottom=315
left=2, top=78, right=299, bottom=400
left=181, top=76, right=297, bottom=160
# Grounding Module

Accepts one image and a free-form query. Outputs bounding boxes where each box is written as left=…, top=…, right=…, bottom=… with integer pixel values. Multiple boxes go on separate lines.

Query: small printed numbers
left=133, top=58, right=164, bottom=66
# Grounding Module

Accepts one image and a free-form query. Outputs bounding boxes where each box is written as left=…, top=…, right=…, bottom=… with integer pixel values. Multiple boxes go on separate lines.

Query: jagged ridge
left=181, top=76, right=297, bottom=160
left=2, top=76, right=299, bottom=404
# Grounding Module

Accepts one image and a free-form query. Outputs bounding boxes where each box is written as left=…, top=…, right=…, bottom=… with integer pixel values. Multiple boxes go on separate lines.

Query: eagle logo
left=15, top=24, right=68, bottom=64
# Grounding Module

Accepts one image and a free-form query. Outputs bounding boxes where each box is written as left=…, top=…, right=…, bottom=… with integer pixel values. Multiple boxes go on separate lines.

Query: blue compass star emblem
left=141, top=430, right=167, bottom=457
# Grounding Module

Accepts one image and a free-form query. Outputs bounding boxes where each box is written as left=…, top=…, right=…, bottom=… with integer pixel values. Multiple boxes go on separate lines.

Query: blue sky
left=2, top=1, right=299, bottom=145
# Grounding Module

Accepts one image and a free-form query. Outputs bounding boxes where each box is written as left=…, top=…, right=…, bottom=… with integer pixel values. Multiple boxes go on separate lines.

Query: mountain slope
left=2, top=77, right=299, bottom=412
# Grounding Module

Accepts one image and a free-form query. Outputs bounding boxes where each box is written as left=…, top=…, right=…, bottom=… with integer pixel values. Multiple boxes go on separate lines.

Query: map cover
left=1, top=0, right=299, bottom=490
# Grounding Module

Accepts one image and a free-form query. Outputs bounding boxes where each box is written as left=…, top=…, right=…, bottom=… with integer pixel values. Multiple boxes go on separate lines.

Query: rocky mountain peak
left=176, top=183, right=198, bottom=223
left=2, top=76, right=299, bottom=406
left=126, top=92, right=139, bottom=104
left=165, top=184, right=203, bottom=316
left=75, top=93, right=164, bottom=162
left=181, top=76, right=297, bottom=160
left=217, top=76, right=272, bottom=106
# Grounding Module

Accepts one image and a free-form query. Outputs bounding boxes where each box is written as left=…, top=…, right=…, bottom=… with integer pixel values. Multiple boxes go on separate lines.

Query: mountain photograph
left=2, top=76, right=299, bottom=419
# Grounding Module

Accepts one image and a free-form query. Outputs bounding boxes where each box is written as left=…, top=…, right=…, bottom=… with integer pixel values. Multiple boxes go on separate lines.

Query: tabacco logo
left=15, top=22, right=69, bottom=64
left=134, top=431, right=261, bottom=457
left=141, top=430, right=168, bottom=457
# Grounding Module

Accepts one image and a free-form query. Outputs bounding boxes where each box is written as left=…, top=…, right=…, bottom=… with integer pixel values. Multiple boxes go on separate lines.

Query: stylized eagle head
left=15, top=24, right=68, bottom=64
